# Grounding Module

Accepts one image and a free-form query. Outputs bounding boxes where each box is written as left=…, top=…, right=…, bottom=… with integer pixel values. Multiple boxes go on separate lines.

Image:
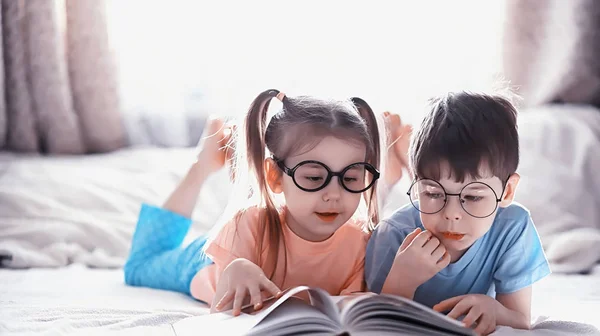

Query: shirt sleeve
left=365, top=206, right=419, bottom=293
left=204, top=207, right=262, bottom=268
left=493, top=214, right=552, bottom=294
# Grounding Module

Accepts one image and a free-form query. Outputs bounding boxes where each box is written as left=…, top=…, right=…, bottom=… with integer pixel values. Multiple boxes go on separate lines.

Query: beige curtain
left=502, top=0, right=600, bottom=108
left=0, top=0, right=125, bottom=154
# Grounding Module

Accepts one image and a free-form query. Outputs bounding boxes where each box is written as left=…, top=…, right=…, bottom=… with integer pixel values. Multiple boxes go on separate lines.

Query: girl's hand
left=433, top=294, right=500, bottom=335
left=212, top=258, right=282, bottom=316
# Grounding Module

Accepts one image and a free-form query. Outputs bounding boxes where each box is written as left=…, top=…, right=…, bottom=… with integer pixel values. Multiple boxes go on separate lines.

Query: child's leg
left=383, top=111, right=413, bottom=187
left=124, top=205, right=213, bottom=294
left=163, top=117, right=233, bottom=218
left=124, top=117, right=233, bottom=294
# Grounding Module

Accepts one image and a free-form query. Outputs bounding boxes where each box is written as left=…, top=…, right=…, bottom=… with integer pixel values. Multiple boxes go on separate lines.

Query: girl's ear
left=499, top=173, right=520, bottom=207
left=265, top=158, right=283, bottom=194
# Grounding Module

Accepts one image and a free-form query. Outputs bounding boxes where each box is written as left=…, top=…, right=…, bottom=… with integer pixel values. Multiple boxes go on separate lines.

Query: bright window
left=107, top=0, right=506, bottom=125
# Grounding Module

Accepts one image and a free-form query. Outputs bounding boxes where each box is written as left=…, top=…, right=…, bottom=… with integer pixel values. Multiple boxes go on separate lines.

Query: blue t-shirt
left=365, top=202, right=551, bottom=308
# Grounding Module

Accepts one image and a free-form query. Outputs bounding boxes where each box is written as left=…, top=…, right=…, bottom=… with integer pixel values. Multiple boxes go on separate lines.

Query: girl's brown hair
left=241, top=89, right=381, bottom=279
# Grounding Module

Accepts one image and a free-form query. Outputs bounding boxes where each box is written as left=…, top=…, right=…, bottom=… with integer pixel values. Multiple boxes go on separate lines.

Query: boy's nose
left=443, top=198, right=462, bottom=221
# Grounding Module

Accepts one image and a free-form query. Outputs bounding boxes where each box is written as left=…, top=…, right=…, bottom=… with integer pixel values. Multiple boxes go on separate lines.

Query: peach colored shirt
left=191, top=206, right=370, bottom=304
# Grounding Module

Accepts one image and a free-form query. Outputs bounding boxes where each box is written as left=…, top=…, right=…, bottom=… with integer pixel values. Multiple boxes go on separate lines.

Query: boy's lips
left=315, top=212, right=339, bottom=222
left=440, top=232, right=465, bottom=240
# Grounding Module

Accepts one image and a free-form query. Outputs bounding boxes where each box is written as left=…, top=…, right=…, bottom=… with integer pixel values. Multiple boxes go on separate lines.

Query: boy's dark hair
left=409, top=91, right=519, bottom=182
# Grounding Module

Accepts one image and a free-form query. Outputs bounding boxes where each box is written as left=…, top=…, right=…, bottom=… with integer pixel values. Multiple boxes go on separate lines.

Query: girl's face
left=266, top=136, right=368, bottom=242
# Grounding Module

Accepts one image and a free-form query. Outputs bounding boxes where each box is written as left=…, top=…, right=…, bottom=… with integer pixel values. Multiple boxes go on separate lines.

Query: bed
left=1, top=265, right=599, bottom=335
left=1, top=105, right=600, bottom=335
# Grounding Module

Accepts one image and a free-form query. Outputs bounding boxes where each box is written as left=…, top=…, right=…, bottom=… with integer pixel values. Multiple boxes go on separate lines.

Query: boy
left=365, top=92, right=551, bottom=335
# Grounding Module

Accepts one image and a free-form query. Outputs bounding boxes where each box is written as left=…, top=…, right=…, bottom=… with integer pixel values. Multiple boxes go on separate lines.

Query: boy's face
left=417, top=165, right=519, bottom=259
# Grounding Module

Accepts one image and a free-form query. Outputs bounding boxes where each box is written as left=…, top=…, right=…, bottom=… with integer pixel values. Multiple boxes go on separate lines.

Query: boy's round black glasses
left=407, top=178, right=506, bottom=218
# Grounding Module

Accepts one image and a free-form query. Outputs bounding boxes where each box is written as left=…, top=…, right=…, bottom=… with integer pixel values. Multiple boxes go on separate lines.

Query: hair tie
left=276, top=92, right=286, bottom=102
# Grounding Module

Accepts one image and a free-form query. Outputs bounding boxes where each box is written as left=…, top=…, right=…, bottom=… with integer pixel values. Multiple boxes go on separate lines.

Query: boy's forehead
left=436, top=175, right=497, bottom=188
left=434, top=162, right=499, bottom=188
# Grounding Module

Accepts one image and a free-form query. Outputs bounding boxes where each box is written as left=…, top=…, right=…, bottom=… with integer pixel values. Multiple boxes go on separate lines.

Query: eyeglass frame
left=406, top=177, right=508, bottom=218
left=273, top=156, right=380, bottom=193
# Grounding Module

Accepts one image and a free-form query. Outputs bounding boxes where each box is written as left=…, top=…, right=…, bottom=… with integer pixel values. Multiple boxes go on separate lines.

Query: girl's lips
left=316, top=212, right=339, bottom=222
left=441, top=232, right=465, bottom=240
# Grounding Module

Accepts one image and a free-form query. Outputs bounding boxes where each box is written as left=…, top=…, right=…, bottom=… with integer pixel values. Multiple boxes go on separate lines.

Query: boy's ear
left=265, top=158, right=284, bottom=194
left=499, top=173, right=520, bottom=207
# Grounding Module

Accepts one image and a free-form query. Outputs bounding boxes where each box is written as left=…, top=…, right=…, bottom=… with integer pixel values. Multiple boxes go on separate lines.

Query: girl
left=124, top=89, right=408, bottom=316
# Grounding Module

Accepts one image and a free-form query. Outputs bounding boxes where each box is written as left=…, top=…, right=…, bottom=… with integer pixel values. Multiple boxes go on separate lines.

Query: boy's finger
left=437, top=251, right=451, bottom=268
left=433, top=295, right=464, bottom=313
left=431, top=244, right=446, bottom=262
left=411, top=229, right=432, bottom=247
left=446, top=299, right=471, bottom=320
left=400, top=228, right=421, bottom=251
left=423, top=236, right=441, bottom=254
left=461, top=307, right=482, bottom=329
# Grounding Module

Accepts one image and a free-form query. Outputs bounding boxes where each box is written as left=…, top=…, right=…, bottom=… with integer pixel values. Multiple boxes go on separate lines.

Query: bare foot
left=393, top=122, right=412, bottom=178
left=222, top=123, right=236, bottom=181
left=196, top=116, right=234, bottom=177
left=383, top=112, right=413, bottom=186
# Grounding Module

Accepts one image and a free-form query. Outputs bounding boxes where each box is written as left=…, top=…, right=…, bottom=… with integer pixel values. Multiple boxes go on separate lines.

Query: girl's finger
left=215, top=290, right=234, bottom=311
left=249, top=284, right=263, bottom=311
left=261, top=278, right=283, bottom=299
left=232, top=287, right=247, bottom=317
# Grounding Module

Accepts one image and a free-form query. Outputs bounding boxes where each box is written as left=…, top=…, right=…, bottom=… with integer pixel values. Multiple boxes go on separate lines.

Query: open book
left=172, top=286, right=477, bottom=336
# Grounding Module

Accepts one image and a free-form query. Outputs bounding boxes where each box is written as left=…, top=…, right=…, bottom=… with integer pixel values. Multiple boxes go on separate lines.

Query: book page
left=306, top=287, right=343, bottom=325
left=339, top=294, right=476, bottom=336
left=172, top=286, right=341, bottom=336
left=246, top=297, right=341, bottom=336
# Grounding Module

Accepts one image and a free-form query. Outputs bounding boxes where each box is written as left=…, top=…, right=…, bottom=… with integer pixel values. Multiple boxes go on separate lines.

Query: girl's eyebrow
left=347, top=165, right=364, bottom=171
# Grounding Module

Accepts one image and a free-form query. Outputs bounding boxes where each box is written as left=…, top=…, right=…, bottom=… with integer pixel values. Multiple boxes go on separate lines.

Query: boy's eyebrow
left=462, top=184, right=494, bottom=191
left=421, top=180, right=443, bottom=188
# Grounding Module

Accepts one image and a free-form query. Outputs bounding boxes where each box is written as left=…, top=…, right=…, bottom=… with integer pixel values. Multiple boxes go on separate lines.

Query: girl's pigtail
left=350, top=97, right=382, bottom=230
left=245, top=89, right=285, bottom=279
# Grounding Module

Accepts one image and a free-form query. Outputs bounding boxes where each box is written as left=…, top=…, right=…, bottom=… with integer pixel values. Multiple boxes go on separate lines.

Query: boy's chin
left=441, top=236, right=474, bottom=251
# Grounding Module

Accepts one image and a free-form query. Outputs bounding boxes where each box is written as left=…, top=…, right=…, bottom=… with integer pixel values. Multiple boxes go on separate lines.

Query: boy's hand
left=212, top=258, right=282, bottom=316
left=393, top=228, right=451, bottom=289
left=433, top=294, right=500, bottom=335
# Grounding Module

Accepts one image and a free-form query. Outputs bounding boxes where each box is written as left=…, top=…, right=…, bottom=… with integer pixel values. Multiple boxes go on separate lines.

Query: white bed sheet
left=1, top=265, right=599, bottom=336
left=0, top=265, right=207, bottom=335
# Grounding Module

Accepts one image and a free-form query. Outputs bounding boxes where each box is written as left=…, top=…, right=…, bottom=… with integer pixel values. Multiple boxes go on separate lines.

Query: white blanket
left=1, top=265, right=599, bottom=335
left=515, top=105, right=600, bottom=273
left=0, top=146, right=230, bottom=269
